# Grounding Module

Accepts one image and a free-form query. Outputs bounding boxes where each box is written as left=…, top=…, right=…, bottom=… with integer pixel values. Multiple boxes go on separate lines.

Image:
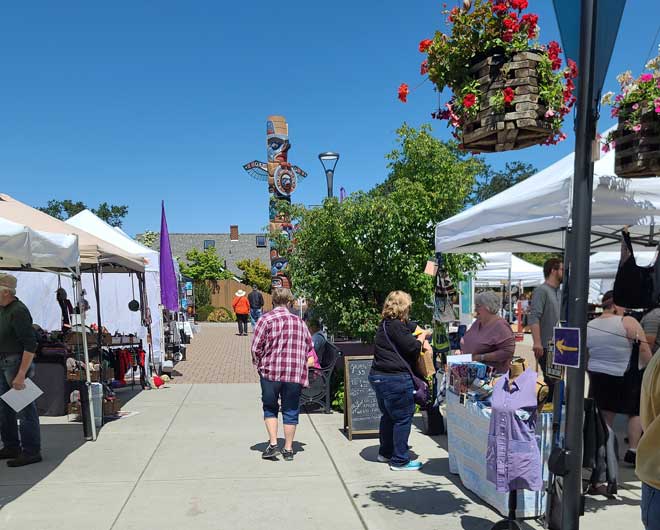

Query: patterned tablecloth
left=446, top=391, right=552, bottom=519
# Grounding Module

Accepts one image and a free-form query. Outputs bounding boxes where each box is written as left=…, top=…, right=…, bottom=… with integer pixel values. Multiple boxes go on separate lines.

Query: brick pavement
left=170, top=322, right=259, bottom=383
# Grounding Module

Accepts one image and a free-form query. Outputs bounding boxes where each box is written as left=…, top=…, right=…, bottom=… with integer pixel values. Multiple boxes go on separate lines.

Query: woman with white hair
left=461, top=290, right=515, bottom=374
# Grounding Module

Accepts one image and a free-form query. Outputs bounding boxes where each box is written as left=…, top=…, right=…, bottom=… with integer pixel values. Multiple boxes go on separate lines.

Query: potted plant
left=601, top=49, right=660, bottom=178
left=398, top=0, right=577, bottom=152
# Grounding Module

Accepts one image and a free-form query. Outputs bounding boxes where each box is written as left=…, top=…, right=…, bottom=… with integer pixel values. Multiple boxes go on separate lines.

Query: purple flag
left=159, top=201, right=179, bottom=311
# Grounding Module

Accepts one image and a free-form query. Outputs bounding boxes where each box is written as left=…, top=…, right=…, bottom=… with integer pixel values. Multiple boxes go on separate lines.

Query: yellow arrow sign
left=556, top=339, right=578, bottom=354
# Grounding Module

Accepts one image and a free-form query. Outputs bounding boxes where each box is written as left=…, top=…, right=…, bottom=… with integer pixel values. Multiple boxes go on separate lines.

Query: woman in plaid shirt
left=251, top=288, right=314, bottom=461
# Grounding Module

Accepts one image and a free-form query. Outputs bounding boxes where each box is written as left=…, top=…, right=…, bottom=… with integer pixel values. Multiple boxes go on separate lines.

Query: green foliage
left=516, top=252, right=562, bottom=268
left=178, top=248, right=233, bottom=281
left=194, top=281, right=211, bottom=308
left=287, top=124, right=482, bottom=341
left=208, top=307, right=235, bottom=323
left=331, top=372, right=345, bottom=412
left=236, top=259, right=272, bottom=293
left=196, top=304, right=215, bottom=322
left=37, top=200, right=129, bottom=227
left=136, top=230, right=158, bottom=248
left=472, top=161, right=536, bottom=203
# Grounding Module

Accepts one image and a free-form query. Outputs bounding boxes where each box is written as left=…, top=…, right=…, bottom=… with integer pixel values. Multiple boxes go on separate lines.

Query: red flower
left=521, top=13, right=538, bottom=26
left=491, top=2, right=508, bottom=15
left=503, top=16, right=518, bottom=29
left=420, top=60, right=429, bottom=75
left=552, top=57, right=562, bottom=70
left=565, top=58, right=578, bottom=79
left=547, top=40, right=562, bottom=69
left=511, top=0, right=528, bottom=9
left=419, top=39, right=433, bottom=53
left=448, top=6, right=459, bottom=22
left=398, top=83, right=409, bottom=103
left=502, top=29, right=514, bottom=42
left=463, top=93, right=477, bottom=108
left=503, top=87, right=515, bottom=104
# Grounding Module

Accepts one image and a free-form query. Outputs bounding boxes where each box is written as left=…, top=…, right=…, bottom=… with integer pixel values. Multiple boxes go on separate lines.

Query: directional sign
left=553, top=327, right=580, bottom=368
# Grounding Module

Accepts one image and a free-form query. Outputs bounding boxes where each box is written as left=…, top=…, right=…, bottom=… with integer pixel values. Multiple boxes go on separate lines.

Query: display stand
left=491, top=491, right=522, bottom=530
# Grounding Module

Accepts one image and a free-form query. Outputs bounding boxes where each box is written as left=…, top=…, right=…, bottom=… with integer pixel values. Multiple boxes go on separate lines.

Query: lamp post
left=318, top=152, right=340, bottom=199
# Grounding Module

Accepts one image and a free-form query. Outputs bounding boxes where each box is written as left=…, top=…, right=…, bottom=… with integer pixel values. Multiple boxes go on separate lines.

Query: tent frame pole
left=562, top=0, right=598, bottom=528
left=74, top=261, right=96, bottom=441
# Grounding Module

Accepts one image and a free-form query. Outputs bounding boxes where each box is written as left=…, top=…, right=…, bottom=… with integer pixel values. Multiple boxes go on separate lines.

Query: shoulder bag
left=383, top=321, right=430, bottom=408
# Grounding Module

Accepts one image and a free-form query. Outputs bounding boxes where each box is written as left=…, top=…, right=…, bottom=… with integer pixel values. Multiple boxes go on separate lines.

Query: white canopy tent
left=435, top=147, right=660, bottom=255
left=0, top=217, right=98, bottom=439
left=475, top=252, right=544, bottom=287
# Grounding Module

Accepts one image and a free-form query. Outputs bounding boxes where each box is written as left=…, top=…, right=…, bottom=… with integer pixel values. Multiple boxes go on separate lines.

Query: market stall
left=476, top=252, right=544, bottom=287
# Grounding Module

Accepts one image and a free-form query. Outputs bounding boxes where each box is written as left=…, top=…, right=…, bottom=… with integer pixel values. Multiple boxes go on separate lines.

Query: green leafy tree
left=136, top=230, right=158, bottom=248
left=516, top=252, right=563, bottom=268
left=178, top=248, right=233, bottom=281
left=236, top=259, right=272, bottom=293
left=37, top=199, right=129, bottom=227
left=287, top=124, right=482, bottom=341
left=194, top=281, right=211, bottom=308
left=471, top=161, right=537, bottom=203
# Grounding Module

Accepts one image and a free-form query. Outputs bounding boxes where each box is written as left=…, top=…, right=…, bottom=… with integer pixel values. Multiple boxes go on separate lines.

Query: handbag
left=614, top=231, right=660, bottom=309
left=383, top=321, right=430, bottom=409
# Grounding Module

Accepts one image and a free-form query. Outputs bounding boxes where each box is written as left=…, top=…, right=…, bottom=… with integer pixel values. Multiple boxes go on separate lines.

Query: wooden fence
left=207, top=279, right=272, bottom=311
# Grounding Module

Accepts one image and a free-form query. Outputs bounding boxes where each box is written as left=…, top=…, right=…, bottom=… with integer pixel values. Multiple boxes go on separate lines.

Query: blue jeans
left=0, top=354, right=41, bottom=455
left=250, top=308, right=262, bottom=329
left=368, top=372, right=415, bottom=467
left=260, top=377, right=302, bottom=425
left=642, top=482, right=660, bottom=530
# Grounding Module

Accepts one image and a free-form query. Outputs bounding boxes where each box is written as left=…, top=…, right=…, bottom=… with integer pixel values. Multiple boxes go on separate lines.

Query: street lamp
left=318, top=152, right=340, bottom=198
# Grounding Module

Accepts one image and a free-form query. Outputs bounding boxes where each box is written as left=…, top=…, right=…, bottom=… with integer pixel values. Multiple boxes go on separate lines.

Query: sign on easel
left=343, top=355, right=380, bottom=440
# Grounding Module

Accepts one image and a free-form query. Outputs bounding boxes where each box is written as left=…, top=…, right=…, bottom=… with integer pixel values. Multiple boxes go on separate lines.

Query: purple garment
left=159, top=201, right=179, bottom=312
left=486, top=368, right=542, bottom=493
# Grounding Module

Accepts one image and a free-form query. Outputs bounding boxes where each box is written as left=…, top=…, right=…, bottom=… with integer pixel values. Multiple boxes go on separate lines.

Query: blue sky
left=1, top=1, right=659, bottom=236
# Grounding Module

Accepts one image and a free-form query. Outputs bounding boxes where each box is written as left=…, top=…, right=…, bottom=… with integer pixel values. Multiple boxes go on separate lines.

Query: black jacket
left=248, top=290, right=264, bottom=309
left=371, top=319, right=422, bottom=375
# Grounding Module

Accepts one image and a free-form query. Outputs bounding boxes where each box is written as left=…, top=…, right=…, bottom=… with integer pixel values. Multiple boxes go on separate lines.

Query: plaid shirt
left=251, top=306, right=312, bottom=387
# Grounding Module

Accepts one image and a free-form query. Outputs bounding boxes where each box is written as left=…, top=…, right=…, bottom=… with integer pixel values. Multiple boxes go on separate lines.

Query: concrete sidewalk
left=0, top=382, right=645, bottom=530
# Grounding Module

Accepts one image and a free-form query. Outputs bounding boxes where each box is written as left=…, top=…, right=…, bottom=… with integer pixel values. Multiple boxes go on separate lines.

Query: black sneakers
left=0, top=447, right=21, bottom=460
left=262, top=444, right=280, bottom=459
left=281, top=448, right=294, bottom=461
left=7, top=453, right=42, bottom=467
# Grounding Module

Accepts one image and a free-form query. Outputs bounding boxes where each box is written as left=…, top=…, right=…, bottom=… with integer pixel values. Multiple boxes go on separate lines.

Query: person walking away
left=0, top=273, right=42, bottom=467
left=370, top=290, right=431, bottom=471
left=252, top=288, right=313, bottom=461
left=248, top=285, right=265, bottom=331
left=232, top=289, right=250, bottom=336
left=637, top=343, right=660, bottom=529
left=529, top=258, right=563, bottom=394
left=587, top=291, right=652, bottom=470
left=461, top=290, right=515, bottom=374
left=306, top=316, right=328, bottom=367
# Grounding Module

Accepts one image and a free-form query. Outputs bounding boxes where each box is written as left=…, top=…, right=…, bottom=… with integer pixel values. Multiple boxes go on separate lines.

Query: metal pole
left=325, top=169, right=334, bottom=198
left=562, top=0, right=598, bottom=528
left=75, top=263, right=97, bottom=441
left=508, top=267, right=512, bottom=324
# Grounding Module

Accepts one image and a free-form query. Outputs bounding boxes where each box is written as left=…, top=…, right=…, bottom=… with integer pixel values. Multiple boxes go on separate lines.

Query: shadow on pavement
left=358, top=444, right=419, bottom=463
left=365, top=481, right=470, bottom=517
left=0, top=422, right=85, bottom=509
left=249, top=439, right=307, bottom=454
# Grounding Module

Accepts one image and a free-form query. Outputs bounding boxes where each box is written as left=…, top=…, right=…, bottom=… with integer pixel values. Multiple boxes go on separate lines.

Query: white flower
left=601, top=91, right=615, bottom=105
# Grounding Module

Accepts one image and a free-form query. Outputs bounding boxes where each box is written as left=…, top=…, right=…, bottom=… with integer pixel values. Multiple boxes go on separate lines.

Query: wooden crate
left=462, top=52, right=553, bottom=153
left=613, top=109, right=660, bottom=178
left=67, top=370, right=100, bottom=382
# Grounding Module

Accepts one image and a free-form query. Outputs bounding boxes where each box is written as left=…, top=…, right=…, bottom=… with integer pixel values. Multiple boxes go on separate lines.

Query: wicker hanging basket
left=612, top=108, right=660, bottom=178
left=461, top=51, right=554, bottom=153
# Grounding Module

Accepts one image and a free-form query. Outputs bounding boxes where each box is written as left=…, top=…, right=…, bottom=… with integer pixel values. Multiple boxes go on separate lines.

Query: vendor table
left=446, top=391, right=552, bottom=519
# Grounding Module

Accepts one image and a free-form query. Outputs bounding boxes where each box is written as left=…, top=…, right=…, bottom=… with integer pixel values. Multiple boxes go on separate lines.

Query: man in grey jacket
left=529, top=258, right=563, bottom=384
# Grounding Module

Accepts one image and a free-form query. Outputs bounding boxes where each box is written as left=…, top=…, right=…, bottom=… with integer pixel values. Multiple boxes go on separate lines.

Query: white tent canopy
left=475, top=252, right=544, bottom=286
left=589, top=251, right=656, bottom=279
left=0, top=217, right=78, bottom=270
left=435, top=146, right=660, bottom=255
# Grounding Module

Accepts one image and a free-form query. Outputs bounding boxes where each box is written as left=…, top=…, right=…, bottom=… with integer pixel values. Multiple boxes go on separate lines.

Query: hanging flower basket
left=398, top=0, right=577, bottom=152
left=602, top=53, right=660, bottom=178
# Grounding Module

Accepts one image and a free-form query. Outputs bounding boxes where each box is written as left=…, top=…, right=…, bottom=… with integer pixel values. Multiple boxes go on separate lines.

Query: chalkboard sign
left=344, top=355, right=380, bottom=440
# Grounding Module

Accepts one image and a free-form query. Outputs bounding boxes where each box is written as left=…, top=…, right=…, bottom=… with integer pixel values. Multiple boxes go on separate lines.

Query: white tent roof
left=0, top=216, right=79, bottom=270
left=66, top=210, right=159, bottom=272
left=589, top=251, right=656, bottom=279
left=475, top=252, right=543, bottom=286
left=435, top=146, right=660, bottom=254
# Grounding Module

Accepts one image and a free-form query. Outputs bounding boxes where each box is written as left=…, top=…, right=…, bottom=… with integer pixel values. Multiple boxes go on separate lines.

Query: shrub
left=196, top=304, right=215, bottom=322
left=208, top=307, right=235, bottom=323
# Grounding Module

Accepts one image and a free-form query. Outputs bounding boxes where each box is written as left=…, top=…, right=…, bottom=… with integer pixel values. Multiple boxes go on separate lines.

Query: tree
left=236, top=259, right=272, bottom=293
left=136, top=230, right=158, bottom=248
left=471, top=161, right=537, bottom=203
left=37, top=199, right=129, bottom=227
left=178, top=248, right=233, bottom=281
left=287, top=124, right=483, bottom=341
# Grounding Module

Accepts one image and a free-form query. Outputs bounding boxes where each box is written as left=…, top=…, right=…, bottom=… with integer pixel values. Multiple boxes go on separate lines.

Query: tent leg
left=75, top=265, right=97, bottom=441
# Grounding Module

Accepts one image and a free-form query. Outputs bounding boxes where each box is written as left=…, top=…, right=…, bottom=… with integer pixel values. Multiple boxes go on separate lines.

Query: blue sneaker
left=389, top=460, right=423, bottom=471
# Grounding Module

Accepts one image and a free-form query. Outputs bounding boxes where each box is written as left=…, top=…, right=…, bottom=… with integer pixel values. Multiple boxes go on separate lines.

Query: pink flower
left=545, top=108, right=555, bottom=118
left=611, top=107, right=619, bottom=118
left=602, top=143, right=610, bottom=153
left=640, top=73, right=654, bottom=83
left=633, top=103, right=640, bottom=110
left=633, top=124, right=642, bottom=132
left=655, top=98, right=660, bottom=114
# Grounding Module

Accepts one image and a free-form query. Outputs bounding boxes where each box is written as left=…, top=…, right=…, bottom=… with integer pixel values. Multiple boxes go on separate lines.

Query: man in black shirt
left=248, top=286, right=265, bottom=331
left=0, top=273, right=42, bottom=467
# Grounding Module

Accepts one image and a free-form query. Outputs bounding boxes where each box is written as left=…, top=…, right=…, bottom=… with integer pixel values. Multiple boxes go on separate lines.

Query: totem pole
left=243, top=115, right=307, bottom=289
